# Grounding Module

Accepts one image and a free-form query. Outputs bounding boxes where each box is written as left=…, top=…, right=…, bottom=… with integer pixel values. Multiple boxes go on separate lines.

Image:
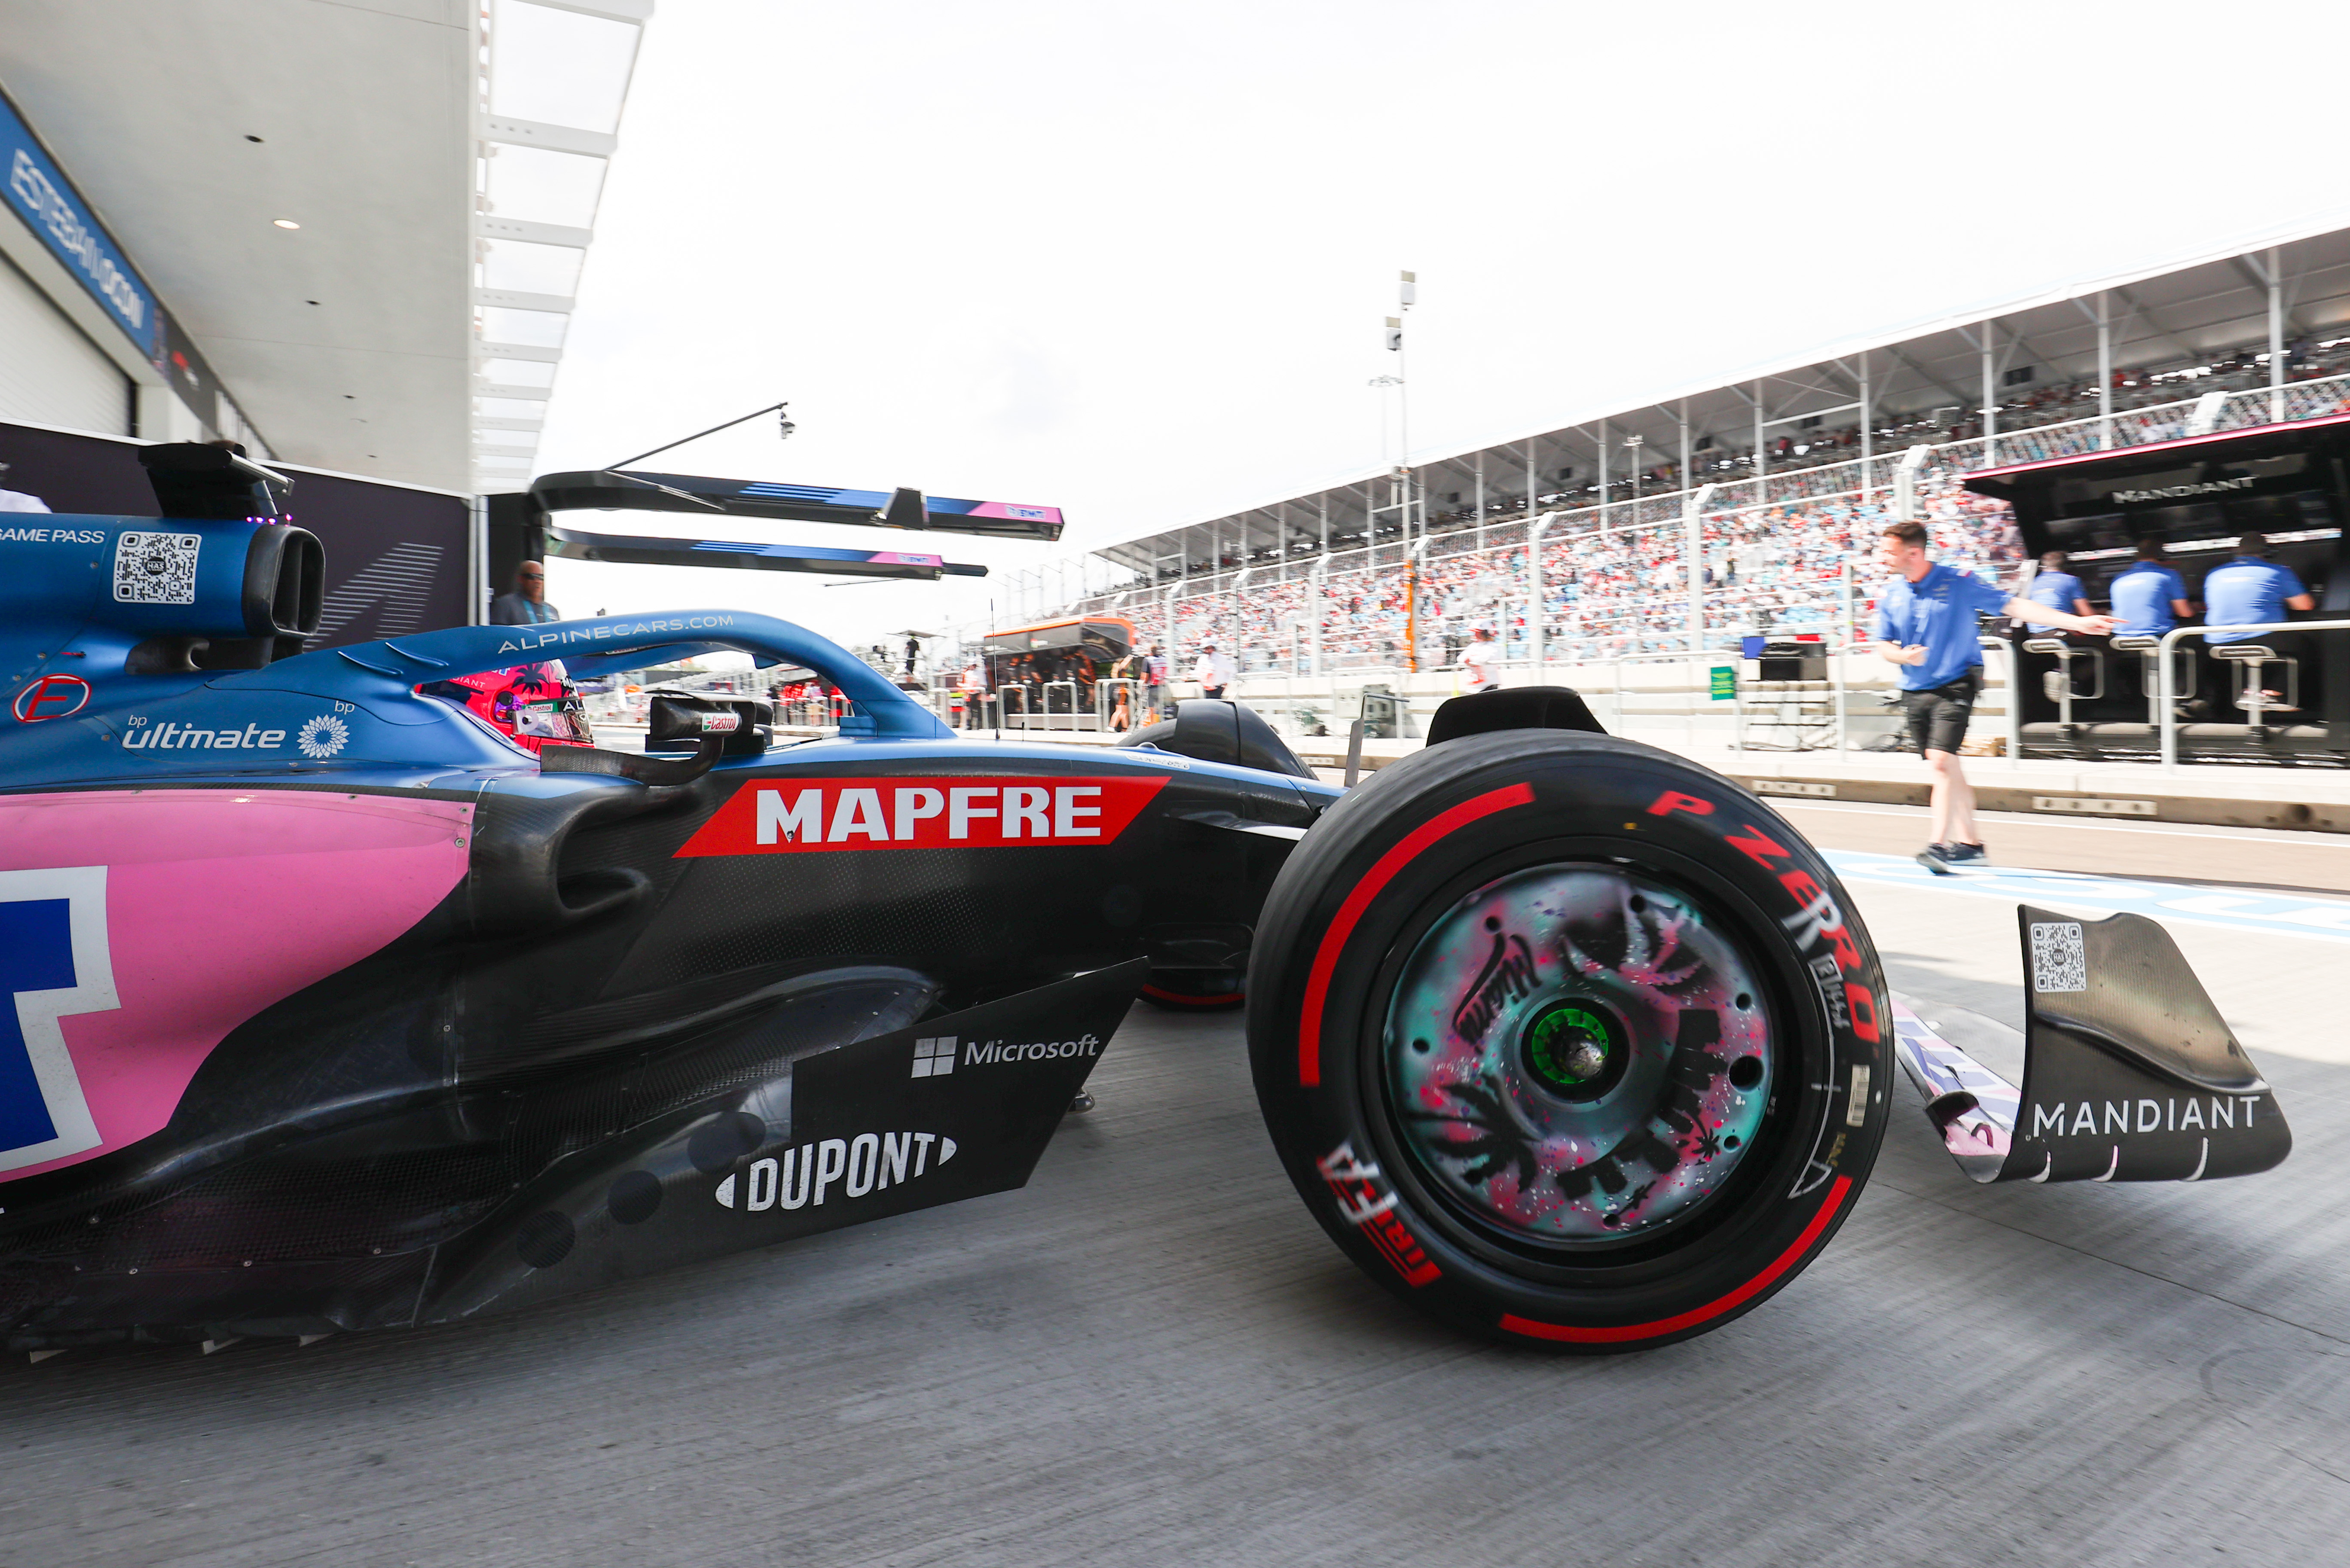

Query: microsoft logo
left=911, top=1036, right=958, bottom=1078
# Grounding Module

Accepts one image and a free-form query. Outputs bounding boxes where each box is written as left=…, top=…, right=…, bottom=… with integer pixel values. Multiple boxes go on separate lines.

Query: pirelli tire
left=1246, top=729, right=1890, bottom=1351
left=1139, top=969, right=1247, bottom=1012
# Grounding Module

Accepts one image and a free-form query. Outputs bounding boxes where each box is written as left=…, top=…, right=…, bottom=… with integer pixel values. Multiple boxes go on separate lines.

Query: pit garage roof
left=0, top=0, right=647, bottom=495
left=1095, top=211, right=2350, bottom=578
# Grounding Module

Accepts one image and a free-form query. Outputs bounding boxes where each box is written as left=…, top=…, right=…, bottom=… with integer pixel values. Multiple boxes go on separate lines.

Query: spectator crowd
left=1105, top=472, right=2023, bottom=674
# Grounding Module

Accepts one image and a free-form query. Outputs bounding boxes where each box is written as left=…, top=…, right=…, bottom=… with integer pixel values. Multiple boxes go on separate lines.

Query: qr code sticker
left=2029, top=921, right=2087, bottom=993
left=113, top=532, right=201, bottom=605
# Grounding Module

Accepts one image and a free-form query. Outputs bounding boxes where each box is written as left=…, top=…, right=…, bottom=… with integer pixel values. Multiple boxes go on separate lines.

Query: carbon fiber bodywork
left=0, top=565, right=1333, bottom=1347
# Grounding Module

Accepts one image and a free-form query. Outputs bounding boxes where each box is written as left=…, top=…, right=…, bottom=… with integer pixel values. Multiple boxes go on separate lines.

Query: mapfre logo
left=674, top=775, right=1169, bottom=857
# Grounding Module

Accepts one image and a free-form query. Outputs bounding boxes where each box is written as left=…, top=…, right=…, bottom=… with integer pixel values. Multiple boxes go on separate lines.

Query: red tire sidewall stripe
left=1141, top=983, right=1245, bottom=1006
left=1497, top=1174, right=1854, bottom=1345
left=1295, top=781, right=1535, bottom=1087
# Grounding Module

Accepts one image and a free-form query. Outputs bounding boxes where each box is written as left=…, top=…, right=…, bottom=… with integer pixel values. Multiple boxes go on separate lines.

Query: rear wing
left=529, top=470, right=1064, bottom=542
left=546, top=525, right=987, bottom=581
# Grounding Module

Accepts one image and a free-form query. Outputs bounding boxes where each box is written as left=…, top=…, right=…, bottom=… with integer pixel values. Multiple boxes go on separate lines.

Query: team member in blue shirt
left=2108, top=539, right=2195, bottom=636
left=2022, top=551, right=2093, bottom=617
left=2203, top=532, right=2313, bottom=641
left=2106, top=538, right=2199, bottom=716
left=1873, top=520, right=2116, bottom=872
left=2200, top=531, right=2314, bottom=714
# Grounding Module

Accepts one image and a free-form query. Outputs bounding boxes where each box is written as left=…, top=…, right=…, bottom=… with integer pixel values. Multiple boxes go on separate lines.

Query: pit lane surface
left=6, top=809, right=2350, bottom=1566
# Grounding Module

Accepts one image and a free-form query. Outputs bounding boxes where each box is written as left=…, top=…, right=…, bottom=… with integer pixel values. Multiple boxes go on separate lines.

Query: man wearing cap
left=1873, top=520, right=2117, bottom=872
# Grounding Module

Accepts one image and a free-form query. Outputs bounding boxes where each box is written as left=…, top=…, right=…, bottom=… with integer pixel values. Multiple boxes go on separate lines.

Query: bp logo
left=296, top=715, right=350, bottom=759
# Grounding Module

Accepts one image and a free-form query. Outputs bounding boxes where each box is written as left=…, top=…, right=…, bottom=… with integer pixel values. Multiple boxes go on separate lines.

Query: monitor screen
left=2043, top=489, right=2338, bottom=557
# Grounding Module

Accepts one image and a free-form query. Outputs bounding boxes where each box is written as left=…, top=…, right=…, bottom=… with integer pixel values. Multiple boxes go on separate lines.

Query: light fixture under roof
left=272, top=218, right=300, bottom=229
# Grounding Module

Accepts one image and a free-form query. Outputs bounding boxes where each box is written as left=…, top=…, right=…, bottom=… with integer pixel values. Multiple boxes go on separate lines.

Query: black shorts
left=1901, top=671, right=1981, bottom=755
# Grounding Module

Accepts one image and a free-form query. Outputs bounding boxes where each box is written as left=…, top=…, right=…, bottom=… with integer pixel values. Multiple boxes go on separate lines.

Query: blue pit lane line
left=1821, top=849, right=2350, bottom=944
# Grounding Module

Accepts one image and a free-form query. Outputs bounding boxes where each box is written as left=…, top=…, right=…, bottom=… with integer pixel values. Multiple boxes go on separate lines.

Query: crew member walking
left=1460, top=625, right=1499, bottom=693
left=956, top=659, right=986, bottom=729
left=1871, top=521, right=2115, bottom=872
left=1195, top=643, right=1235, bottom=700
left=1144, top=642, right=1167, bottom=720
left=1106, top=644, right=1146, bottom=732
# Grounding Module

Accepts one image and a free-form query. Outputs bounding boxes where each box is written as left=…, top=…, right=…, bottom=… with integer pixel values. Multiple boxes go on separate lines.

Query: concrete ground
left=5, top=809, right=2349, bottom=1567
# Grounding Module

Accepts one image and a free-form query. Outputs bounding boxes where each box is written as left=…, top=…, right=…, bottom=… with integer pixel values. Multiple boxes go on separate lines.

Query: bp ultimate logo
left=0, top=866, right=118, bottom=1174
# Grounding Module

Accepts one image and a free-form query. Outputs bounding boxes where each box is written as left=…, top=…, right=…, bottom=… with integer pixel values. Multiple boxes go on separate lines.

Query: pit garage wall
left=0, top=252, right=130, bottom=436
left=0, top=420, right=471, bottom=649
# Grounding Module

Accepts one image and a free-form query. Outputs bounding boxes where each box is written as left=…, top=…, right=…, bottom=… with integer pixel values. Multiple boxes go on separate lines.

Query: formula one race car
left=0, top=449, right=2290, bottom=1354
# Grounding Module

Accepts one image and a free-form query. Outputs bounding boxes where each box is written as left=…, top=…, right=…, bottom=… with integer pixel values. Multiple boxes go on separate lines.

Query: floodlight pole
left=1397, top=270, right=1415, bottom=552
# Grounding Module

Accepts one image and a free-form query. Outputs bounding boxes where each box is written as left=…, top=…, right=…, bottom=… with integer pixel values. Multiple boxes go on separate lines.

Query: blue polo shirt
left=1873, top=562, right=2011, bottom=690
left=2024, top=570, right=2086, bottom=613
left=2108, top=561, right=2188, bottom=635
left=2202, top=557, right=2307, bottom=643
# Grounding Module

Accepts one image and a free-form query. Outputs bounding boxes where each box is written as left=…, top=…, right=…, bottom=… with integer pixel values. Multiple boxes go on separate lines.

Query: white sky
left=534, top=0, right=2350, bottom=650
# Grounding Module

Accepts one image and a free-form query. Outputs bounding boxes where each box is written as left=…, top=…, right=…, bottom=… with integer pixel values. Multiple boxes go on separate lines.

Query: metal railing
left=2154, top=620, right=2350, bottom=770
left=1041, top=679, right=1081, bottom=731
left=1603, top=649, right=1742, bottom=747
left=1097, top=677, right=1141, bottom=731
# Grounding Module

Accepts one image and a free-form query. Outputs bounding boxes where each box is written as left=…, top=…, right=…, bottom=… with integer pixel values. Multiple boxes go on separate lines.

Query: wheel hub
left=1520, top=998, right=1626, bottom=1102
left=1382, top=863, right=1774, bottom=1245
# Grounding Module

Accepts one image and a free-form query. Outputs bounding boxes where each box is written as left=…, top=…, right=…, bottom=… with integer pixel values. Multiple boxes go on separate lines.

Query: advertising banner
left=0, top=88, right=161, bottom=359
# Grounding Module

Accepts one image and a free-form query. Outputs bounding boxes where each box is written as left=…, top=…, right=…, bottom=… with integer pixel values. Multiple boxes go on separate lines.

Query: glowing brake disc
left=1381, top=863, right=1773, bottom=1245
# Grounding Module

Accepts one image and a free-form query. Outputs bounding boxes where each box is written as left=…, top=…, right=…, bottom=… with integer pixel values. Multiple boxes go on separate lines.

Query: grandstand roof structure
left=0, top=0, right=650, bottom=493
left=1081, top=211, right=2350, bottom=601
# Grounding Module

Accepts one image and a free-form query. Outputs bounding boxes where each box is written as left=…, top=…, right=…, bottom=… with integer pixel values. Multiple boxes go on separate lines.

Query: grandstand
left=1011, top=220, right=2350, bottom=679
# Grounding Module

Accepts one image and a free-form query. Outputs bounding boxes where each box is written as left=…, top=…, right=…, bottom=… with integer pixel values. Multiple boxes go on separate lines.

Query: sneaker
left=1916, top=843, right=1956, bottom=875
left=1943, top=842, right=1989, bottom=867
